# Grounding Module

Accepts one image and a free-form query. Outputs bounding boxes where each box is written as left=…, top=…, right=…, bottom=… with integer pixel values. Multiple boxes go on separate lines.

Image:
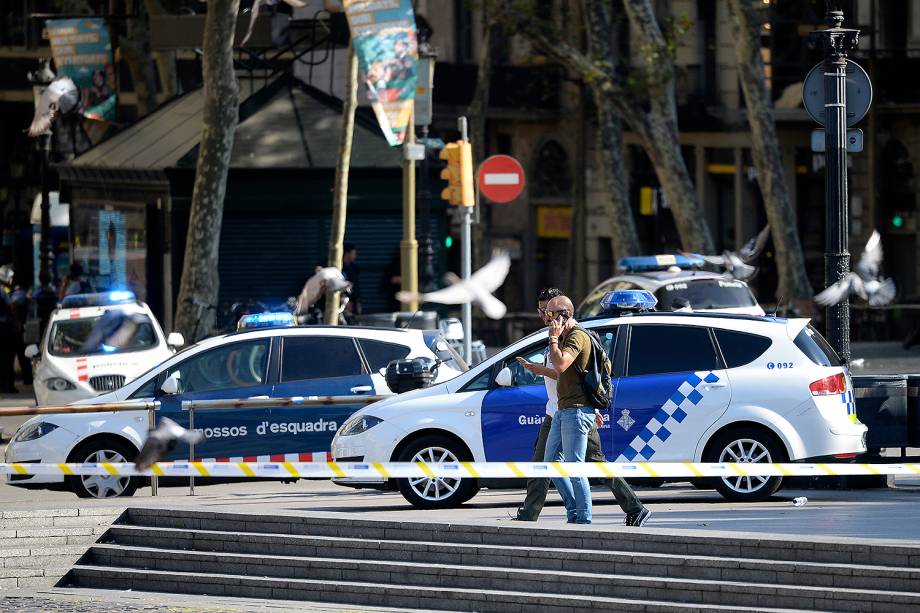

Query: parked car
left=577, top=255, right=765, bottom=318
left=6, top=318, right=466, bottom=498
left=332, top=291, right=866, bottom=508
left=26, top=291, right=184, bottom=406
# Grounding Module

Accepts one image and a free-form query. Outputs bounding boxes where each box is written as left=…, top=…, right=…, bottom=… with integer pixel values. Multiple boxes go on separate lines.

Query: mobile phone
left=555, top=311, right=569, bottom=324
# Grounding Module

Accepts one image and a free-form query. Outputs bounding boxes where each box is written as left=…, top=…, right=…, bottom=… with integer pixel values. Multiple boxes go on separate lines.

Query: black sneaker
left=624, top=508, right=652, bottom=527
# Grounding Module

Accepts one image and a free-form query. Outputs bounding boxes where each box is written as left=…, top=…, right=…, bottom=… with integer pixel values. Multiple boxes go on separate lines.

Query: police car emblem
left=617, top=409, right=635, bottom=431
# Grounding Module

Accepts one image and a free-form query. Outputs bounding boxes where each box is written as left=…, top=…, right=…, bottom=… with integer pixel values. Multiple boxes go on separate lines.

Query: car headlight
left=45, top=377, right=76, bottom=391
left=339, top=415, right=383, bottom=437
left=14, top=422, right=60, bottom=442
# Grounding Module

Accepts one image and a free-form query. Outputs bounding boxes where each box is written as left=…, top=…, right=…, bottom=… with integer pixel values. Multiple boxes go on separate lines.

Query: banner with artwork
left=343, top=0, right=418, bottom=146
left=46, top=18, right=116, bottom=124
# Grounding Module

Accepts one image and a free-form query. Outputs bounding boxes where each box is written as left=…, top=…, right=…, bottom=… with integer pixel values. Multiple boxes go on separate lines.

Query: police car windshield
left=657, top=279, right=757, bottom=311
left=49, top=315, right=158, bottom=357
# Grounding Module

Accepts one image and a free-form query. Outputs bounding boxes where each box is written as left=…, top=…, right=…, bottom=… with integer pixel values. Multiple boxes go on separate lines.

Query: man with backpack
left=513, top=291, right=650, bottom=526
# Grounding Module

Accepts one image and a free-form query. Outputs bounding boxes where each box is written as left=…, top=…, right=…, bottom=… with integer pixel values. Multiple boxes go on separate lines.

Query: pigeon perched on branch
left=135, top=417, right=204, bottom=471
left=397, top=251, right=511, bottom=320
left=815, top=230, right=896, bottom=307
left=294, top=266, right=352, bottom=315
left=684, top=225, right=770, bottom=282
left=240, top=0, right=306, bottom=46
left=27, top=77, right=81, bottom=137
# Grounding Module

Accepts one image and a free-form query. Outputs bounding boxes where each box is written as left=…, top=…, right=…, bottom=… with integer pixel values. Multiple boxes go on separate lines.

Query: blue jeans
left=544, top=407, right=595, bottom=523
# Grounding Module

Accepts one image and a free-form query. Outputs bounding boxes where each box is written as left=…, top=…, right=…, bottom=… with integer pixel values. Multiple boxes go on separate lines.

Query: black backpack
left=571, top=326, right=613, bottom=409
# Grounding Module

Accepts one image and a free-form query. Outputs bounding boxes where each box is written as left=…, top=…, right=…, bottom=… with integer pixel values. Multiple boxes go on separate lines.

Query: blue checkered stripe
left=618, top=371, right=721, bottom=462
left=841, top=390, right=856, bottom=421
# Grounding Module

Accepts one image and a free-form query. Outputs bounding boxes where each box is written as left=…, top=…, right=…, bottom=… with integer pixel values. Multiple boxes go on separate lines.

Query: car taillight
left=809, top=373, right=847, bottom=396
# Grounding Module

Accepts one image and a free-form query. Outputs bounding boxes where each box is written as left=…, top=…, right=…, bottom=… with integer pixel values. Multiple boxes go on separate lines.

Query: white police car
left=27, top=292, right=184, bottom=406
left=6, top=314, right=465, bottom=498
left=577, top=255, right=765, bottom=318
left=332, top=291, right=867, bottom=508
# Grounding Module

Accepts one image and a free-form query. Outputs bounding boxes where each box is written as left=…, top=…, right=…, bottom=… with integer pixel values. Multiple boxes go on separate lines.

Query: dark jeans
left=517, top=414, right=644, bottom=520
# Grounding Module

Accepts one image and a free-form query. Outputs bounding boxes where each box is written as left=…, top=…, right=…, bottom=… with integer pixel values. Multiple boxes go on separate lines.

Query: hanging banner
left=343, top=0, right=418, bottom=146
left=46, top=18, right=117, bottom=124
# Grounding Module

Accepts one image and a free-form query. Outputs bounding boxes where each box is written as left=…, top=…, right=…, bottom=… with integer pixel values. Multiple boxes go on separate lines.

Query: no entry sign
left=477, top=155, right=525, bottom=203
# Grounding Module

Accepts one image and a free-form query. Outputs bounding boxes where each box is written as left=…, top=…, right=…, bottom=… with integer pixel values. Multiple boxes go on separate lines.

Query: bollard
left=147, top=406, right=158, bottom=497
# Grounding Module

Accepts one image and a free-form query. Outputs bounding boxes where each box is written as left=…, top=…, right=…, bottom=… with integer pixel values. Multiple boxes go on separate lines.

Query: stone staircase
left=1, top=508, right=121, bottom=589
left=62, top=508, right=920, bottom=612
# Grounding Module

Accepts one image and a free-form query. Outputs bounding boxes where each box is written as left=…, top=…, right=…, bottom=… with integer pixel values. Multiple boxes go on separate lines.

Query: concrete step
left=0, top=508, right=121, bottom=530
left=65, top=564, right=817, bottom=613
left=104, top=524, right=920, bottom=594
left=126, top=507, right=920, bottom=567
left=81, top=543, right=920, bottom=613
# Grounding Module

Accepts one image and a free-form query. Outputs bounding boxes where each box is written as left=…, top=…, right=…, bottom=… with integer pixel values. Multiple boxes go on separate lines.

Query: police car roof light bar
left=61, top=291, right=137, bottom=308
left=617, top=254, right=705, bottom=272
left=237, top=312, right=296, bottom=330
left=600, top=290, right=658, bottom=316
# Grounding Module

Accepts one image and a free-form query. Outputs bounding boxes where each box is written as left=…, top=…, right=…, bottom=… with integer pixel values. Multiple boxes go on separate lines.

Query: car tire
left=704, top=427, right=786, bottom=502
left=67, top=437, right=140, bottom=499
left=396, top=435, right=479, bottom=509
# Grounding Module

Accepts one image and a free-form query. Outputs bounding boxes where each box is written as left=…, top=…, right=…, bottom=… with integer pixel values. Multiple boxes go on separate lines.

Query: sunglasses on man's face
left=544, top=309, right=569, bottom=320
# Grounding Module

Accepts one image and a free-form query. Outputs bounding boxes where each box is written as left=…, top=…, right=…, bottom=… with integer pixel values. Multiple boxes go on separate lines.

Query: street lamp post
left=417, top=46, right=437, bottom=293
left=810, top=8, right=859, bottom=365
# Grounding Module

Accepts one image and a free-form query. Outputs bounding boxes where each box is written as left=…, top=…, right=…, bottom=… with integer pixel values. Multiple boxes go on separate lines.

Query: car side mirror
left=495, top=367, right=513, bottom=387
left=167, top=332, right=185, bottom=348
left=378, top=367, right=387, bottom=377
left=160, top=372, right=182, bottom=395
left=24, top=344, right=39, bottom=359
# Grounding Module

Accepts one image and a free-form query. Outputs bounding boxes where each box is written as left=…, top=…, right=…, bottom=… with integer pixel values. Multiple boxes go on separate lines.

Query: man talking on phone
left=512, top=290, right=650, bottom=526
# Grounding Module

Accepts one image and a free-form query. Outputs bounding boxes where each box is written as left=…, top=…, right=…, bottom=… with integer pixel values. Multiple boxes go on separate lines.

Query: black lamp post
left=417, top=42, right=438, bottom=293
left=810, top=8, right=859, bottom=365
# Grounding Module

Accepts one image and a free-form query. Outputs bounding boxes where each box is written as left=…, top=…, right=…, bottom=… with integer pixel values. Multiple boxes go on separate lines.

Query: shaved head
left=546, top=295, right=574, bottom=314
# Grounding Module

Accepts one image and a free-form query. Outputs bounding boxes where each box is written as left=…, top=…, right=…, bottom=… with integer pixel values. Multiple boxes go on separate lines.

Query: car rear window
left=656, top=279, right=757, bottom=311
left=359, top=339, right=411, bottom=371
left=794, top=324, right=842, bottom=367
left=281, top=337, right=364, bottom=381
left=714, top=329, right=772, bottom=368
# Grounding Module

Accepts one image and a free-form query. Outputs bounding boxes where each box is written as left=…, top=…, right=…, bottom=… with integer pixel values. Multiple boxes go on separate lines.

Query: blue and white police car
left=6, top=314, right=466, bottom=498
left=577, top=255, right=765, bottom=318
left=331, top=291, right=867, bottom=508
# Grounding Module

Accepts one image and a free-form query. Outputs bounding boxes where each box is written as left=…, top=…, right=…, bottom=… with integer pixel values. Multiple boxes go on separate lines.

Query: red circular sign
left=477, top=155, right=526, bottom=203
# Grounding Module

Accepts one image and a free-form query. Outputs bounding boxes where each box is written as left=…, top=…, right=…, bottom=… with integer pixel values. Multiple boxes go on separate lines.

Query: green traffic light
left=445, top=236, right=454, bottom=248
left=893, top=215, right=904, bottom=229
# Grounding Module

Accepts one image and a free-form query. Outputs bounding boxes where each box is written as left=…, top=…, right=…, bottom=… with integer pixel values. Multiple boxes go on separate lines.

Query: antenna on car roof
left=401, top=309, right=423, bottom=329
left=770, top=296, right=784, bottom=318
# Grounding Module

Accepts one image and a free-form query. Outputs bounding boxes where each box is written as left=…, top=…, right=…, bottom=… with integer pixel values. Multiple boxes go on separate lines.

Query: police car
left=577, top=255, right=765, bottom=318
left=26, top=291, right=184, bottom=406
left=331, top=291, right=867, bottom=508
left=6, top=314, right=466, bottom=498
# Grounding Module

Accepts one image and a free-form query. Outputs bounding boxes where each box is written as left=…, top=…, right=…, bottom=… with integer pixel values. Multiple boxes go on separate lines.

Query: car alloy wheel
left=80, top=448, right=132, bottom=498
left=407, top=446, right=462, bottom=502
left=718, top=438, right=773, bottom=495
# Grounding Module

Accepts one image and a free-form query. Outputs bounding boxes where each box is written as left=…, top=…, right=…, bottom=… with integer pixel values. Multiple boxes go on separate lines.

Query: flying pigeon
left=294, top=266, right=352, bottom=315
left=27, top=77, right=81, bottom=137
left=135, top=417, right=204, bottom=471
left=815, top=230, right=896, bottom=307
left=685, top=225, right=771, bottom=282
left=79, top=309, right=147, bottom=354
left=397, top=251, right=511, bottom=320
left=240, top=0, right=306, bottom=46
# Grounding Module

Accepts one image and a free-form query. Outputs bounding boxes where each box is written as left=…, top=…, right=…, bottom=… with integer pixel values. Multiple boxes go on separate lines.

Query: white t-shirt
left=544, top=348, right=558, bottom=417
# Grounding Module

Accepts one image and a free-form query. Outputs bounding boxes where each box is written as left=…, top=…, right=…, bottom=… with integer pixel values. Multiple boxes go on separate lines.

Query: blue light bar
left=600, top=290, right=658, bottom=314
left=61, top=291, right=137, bottom=308
left=237, top=312, right=296, bottom=330
left=617, top=255, right=705, bottom=272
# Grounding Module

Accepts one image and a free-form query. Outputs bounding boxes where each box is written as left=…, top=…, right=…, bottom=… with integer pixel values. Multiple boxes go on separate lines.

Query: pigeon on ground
left=135, top=417, right=205, bottom=471
left=815, top=231, right=896, bottom=307
left=27, top=77, right=81, bottom=137
left=294, top=266, right=352, bottom=315
left=240, top=0, right=306, bottom=46
left=397, top=251, right=512, bottom=320
left=685, top=225, right=771, bottom=282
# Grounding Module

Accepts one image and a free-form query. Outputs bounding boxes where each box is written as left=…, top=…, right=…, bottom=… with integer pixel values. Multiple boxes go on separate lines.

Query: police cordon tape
left=2, top=461, right=919, bottom=480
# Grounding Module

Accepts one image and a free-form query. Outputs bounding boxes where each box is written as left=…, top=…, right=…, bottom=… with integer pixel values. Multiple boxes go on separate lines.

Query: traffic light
left=439, top=141, right=474, bottom=206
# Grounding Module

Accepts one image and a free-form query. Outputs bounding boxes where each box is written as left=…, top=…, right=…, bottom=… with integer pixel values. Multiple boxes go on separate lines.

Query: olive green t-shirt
left=556, top=327, right=591, bottom=408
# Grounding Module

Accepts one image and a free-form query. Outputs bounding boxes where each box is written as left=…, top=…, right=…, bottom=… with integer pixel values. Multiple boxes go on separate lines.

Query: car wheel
left=396, top=435, right=479, bottom=509
left=67, top=438, right=139, bottom=499
left=704, top=427, right=786, bottom=502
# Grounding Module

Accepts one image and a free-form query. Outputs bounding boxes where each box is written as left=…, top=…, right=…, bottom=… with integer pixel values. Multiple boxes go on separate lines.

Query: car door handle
left=350, top=385, right=373, bottom=394
left=704, top=382, right=727, bottom=389
left=248, top=395, right=270, bottom=400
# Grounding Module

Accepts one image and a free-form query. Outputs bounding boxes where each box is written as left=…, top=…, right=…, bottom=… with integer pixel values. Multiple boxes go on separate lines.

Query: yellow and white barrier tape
left=2, top=461, right=918, bottom=480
